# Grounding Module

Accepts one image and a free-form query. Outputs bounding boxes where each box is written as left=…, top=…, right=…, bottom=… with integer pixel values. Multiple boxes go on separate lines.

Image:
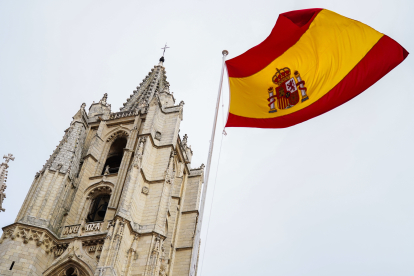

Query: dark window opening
left=86, top=195, right=110, bottom=222
left=10, top=261, right=15, bottom=270
left=102, top=137, right=127, bottom=175
left=66, top=267, right=77, bottom=276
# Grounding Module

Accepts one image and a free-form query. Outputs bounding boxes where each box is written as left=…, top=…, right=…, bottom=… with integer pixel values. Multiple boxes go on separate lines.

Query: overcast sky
left=0, top=1, right=413, bottom=275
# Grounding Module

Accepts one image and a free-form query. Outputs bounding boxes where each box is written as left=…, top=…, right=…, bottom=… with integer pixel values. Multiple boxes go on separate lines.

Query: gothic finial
left=162, top=84, right=170, bottom=93
left=182, top=134, right=188, bottom=147
left=99, top=93, right=108, bottom=105
left=81, top=103, right=86, bottom=109
left=1, top=153, right=14, bottom=212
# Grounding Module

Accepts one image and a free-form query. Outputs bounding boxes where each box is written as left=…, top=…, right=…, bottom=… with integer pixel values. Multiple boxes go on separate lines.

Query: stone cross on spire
left=3, top=153, right=15, bottom=164
left=161, top=43, right=169, bottom=57
left=159, top=43, right=169, bottom=64
left=0, top=153, right=14, bottom=212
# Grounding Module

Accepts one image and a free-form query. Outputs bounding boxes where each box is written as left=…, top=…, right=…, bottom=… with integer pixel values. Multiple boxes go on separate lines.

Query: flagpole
left=189, top=50, right=228, bottom=276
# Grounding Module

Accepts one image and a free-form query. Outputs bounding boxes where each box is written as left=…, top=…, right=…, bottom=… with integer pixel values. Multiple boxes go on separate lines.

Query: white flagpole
left=189, top=50, right=228, bottom=276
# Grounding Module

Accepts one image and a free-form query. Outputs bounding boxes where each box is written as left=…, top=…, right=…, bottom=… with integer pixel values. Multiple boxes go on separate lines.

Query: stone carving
left=88, top=186, right=112, bottom=199
left=109, top=110, right=139, bottom=120
left=104, top=165, right=110, bottom=175
left=0, top=153, right=14, bottom=212
left=62, top=224, right=81, bottom=235
left=146, top=235, right=166, bottom=276
left=133, top=153, right=142, bottom=169
left=106, top=220, right=115, bottom=239
left=142, top=186, right=149, bottom=195
left=106, top=130, right=129, bottom=142
left=182, top=134, right=188, bottom=148
left=164, top=151, right=175, bottom=185
left=99, top=93, right=108, bottom=106
left=43, top=235, right=54, bottom=253
left=84, top=222, right=102, bottom=232
left=155, top=131, right=162, bottom=141
left=133, top=137, right=146, bottom=169
left=16, top=227, right=30, bottom=244
left=0, top=227, right=15, bottom=244
left=54, top=244, right=69, bottom=257
left=138, top=136, right=147, bottom=144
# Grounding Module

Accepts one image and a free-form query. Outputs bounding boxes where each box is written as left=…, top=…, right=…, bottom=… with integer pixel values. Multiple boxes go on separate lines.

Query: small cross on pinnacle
left=161, top=43, right=170, bottom=57
left=3, top=154, right=14, bottom=164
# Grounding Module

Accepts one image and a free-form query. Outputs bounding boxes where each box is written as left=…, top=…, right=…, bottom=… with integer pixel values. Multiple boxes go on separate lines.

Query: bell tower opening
left=102, top=136, right=127, bottom=175
left=86, top=194, right=110, bottom=222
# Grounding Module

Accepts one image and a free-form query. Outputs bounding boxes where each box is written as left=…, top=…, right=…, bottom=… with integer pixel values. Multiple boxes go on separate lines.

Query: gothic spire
left=120, top=58, right=170, bottom=111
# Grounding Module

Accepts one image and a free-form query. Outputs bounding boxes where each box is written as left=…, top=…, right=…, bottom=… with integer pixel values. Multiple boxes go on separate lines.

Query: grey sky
left=1, top=0, right=413, bottom=275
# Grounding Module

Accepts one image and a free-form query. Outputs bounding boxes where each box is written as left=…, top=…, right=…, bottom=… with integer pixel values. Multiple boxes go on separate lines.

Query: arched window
left=102, top=137, right=127, bottom=175
left=86, top=194, right=110, bottom=222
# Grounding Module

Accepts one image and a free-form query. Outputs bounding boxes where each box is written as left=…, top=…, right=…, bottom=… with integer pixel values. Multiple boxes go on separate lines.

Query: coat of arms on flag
left=267, top=67, right=309, bottom=112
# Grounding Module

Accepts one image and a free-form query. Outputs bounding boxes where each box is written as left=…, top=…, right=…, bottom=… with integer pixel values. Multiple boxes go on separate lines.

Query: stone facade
left=0, top=58, right=204, bottom=276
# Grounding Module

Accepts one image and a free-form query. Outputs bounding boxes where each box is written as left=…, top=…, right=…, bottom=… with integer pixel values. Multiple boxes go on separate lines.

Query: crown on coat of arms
left=272, top=67, right=291, bottom=86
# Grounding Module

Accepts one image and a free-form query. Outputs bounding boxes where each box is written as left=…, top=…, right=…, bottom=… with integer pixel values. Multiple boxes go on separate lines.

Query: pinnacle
left=120, top=58, right=170, bottom=112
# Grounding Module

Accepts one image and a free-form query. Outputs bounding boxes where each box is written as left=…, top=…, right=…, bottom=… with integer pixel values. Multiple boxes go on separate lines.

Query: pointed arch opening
left=84, top=185, right=112, bottom=223
left=86, top=194, right=110, bottom=222
left=43, top=260, right=93, bottom=276
left=102, top=136, right=127, bottom=175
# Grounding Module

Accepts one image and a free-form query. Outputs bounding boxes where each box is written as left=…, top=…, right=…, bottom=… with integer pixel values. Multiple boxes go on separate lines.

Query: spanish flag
left=225, top=8, right=408, bottom=128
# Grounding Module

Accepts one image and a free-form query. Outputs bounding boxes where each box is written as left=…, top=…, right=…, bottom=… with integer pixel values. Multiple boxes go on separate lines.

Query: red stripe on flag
left=226, top=8, right=323, bottom=78
left=225, top=35, right=409, bottom=128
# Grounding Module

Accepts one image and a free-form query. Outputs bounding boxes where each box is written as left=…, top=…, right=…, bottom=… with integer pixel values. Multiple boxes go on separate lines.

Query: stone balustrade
left=84, top=222, right=102, bottom=232
left=62, top=224, right=80, bottom=235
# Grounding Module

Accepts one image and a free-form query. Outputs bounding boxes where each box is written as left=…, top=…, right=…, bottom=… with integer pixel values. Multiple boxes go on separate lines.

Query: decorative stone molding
left=146, top=235, right=166, bottom=276
left=155, top=131, right=162, bottom=141
left=54, top=243, right=69, bottom=257
left=16, top=227, right=30, bottom=244
left=106, top=129, right=129, bottom=142
left=82, top=239, right=104, bottom=256
left=44, top=240, right=96, bottom=276
left=0, top=226, right=16, bottom=244
left=142, top=186, right=149, bottom=195
left=0, top=225, right=56, bottom=254
left=84, top=222, right=102, bottom=232
left=87, top=185, right=112, bottom=199
left=62, top=224, right=81, bottom=236
left=109, top=110, right=139, bottom=120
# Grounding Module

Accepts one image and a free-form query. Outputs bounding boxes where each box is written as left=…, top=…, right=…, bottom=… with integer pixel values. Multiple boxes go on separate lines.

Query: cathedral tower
left=0, top=57, right=204, bottom=276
